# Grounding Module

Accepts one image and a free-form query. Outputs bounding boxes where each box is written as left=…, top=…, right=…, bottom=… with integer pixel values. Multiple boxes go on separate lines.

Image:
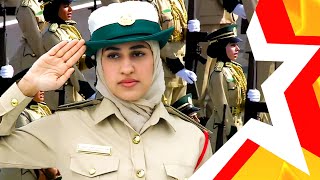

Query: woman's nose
left=120, top=59, right=134, bottom=74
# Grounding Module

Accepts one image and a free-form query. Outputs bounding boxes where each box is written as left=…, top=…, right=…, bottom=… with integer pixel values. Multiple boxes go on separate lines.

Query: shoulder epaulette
left=21, top=0, right=30, bottom=7
left=214, top=61, right=224, bottom=72
left=65, top=20, right=77, bottom=25
left=165, top=105, right=212, bottom=134
left=49, top=23, right=58, bottom=33
left=56, top=98, right=102, bottom=111
left=231, top=61, right=242, bottom=67
left=222, top=66, right=234, bottom=82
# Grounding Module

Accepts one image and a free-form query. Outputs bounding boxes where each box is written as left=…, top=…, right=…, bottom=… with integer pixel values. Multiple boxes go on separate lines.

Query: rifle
left=88, top=0, right=98, bottom=12
left=215, top=104, right=226, bottom=152
left=184, top=0, right=207, bottom=99
left=0, top=3, right=16, bottom=95
left=241, top=19, right=269, bottom=124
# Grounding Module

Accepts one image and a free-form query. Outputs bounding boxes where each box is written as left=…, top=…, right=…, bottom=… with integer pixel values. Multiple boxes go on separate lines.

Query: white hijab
left=95, top=41, right=165, bottom=132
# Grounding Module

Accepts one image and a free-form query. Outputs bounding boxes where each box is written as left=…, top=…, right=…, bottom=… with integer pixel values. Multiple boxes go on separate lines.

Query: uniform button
left=132, top=135, right=141, bottom=144
left=136, top=169, right=145, bottom=178
left=31, top=53, right=36, bottom=57
left=89, top=168, right=96, bottom=175
left=11, top=99, right=19, bottom=107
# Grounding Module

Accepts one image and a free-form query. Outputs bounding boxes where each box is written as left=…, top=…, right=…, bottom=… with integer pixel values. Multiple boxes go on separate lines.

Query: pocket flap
left=164, top=164, right=193, bottom=179
left=70, top=154, right=119, bottom=177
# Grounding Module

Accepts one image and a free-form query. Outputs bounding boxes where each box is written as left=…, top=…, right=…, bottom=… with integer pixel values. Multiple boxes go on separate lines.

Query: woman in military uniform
left=205, top=24, right=260, bottom=153
left=41, top=0, right=95, bottom=110
left=100, top=0, right=198, bottom=106
left=10, top=0, right=46, bottom=76
left=0, top=2, right=211, bottom=179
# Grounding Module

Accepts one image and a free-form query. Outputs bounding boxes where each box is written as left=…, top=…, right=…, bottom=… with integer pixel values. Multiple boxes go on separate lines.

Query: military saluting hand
left=18, top=39, right=86, bottom=97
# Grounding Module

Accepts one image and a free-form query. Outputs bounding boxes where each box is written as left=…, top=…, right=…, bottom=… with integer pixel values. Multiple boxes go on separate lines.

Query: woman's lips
left=119, top=79, right=139, bottom=88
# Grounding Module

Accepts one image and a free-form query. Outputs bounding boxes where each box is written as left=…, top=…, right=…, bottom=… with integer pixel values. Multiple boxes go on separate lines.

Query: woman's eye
left=132, top=51, right=145, bottom=57
left=107, top=53, right=120, bottom=59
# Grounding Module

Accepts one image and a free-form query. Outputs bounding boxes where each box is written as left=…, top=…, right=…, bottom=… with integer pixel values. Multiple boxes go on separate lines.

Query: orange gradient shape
left=313, top=77, right=320, bottom=108
left=283, top=0, right=320, bottom=36
left=277, top=162, right=300, bottom=180
left=282, top=0, right=302, bottom=34
left=232, top=147, right=320, bottom=179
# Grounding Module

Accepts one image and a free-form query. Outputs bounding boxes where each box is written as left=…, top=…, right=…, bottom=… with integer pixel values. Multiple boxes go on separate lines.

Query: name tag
left=77, top=144, right=112, bottom=156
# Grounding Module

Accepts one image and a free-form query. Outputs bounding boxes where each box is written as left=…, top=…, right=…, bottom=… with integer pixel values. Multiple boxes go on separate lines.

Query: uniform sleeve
left=16, top=6, right=44, bottom=56
left=242, top=0, right=257, bottom=22
left=42, top=31, right=61, bottom=52
left=223, top=0, right=241, bottom=13
left=195, top=131, right=213, bottom=170
left=0, top=84, right=56, bottom=169
left=0, top=117, right=57, bottom=169
left=0, top=83, right=32, bottom=135
left=164, top=57, right=185, bottom=74
left=208, top=72, right=235, bottom=136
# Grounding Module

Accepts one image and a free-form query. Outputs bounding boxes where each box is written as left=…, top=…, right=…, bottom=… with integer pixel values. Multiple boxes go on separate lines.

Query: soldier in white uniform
left=0, top=2, right=211, bottom=179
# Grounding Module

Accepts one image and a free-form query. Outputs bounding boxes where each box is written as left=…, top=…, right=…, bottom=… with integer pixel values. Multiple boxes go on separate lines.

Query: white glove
left=176, top=69, right=197, bottom=84
left=88, top=92, right=96, bottom=100
left=232, top=4, right=247, bottom=19
left=247, top=89, right=261, bottom=102
left=0, top=65, right=14, bottom=78
left=187, top=19, right=200, bottom=32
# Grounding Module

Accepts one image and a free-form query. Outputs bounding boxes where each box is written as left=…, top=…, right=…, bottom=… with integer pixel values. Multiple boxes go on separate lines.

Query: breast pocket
left=70, top=153, right=119, bottom=179
left=164, top=164, right=194, bottom=180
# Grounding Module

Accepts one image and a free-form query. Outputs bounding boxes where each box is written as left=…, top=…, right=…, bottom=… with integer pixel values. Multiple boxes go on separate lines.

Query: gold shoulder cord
left=60, top=24, right=82, bottom=40
left=168, top=0, right=187, bottom=42
left=227, top=63, right=247, bottom=107
left=38, top=103, right=52, bottom=116
left=30, top=103, right=52, bottom=117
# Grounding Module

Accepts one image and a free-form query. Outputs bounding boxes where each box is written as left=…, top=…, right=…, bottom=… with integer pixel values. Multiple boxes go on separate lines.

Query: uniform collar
left=90, top=98, right=176, bottom=132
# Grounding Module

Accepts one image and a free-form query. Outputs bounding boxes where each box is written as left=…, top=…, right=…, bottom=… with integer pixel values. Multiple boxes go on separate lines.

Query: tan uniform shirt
left=242, top=0, right=257, bottom=22
left=10, top=0, right=46, bottom=75
left=197, top=0, right=237, bottom=26
left=0, top=83, right=212, bottom=180
left=205, top=62, right=244, bottom=152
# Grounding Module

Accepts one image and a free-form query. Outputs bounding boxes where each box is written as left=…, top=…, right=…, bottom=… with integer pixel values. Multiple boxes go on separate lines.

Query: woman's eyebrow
left=104, top=46, right=120, bottom=51
left=130, top=45, right=148, bottom=50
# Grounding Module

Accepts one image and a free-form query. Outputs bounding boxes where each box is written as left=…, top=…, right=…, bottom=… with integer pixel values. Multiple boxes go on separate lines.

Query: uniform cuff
left=165, top=57, right=185, bottom=74
left=223, top=0, right=240, bottom=13
left=0, top=83, right=32, bottom=116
